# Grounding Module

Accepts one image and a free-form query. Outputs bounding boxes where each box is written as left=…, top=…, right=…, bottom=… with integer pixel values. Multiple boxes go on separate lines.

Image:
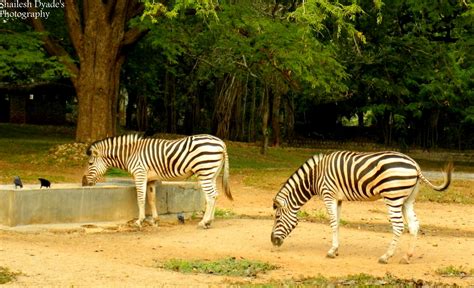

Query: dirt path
left=1, top=176, right=473, bottom=286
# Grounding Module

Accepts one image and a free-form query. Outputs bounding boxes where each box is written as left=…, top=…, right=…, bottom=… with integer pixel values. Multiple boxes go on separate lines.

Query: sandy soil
left=1, top=176, right=473, bottom=287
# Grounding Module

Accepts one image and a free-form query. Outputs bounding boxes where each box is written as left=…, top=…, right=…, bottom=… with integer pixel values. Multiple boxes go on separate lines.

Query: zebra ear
left=91, top=149, right=99, bottom=157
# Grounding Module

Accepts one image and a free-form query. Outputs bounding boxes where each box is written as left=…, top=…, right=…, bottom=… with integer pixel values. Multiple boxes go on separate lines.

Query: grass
left=297, top=208, right=330, bottom=222
left=418, top=181, right=474, bottom=204
left=160, top=257, right=277, bottom=277
left=436, top=265, right=473, bottom=278
left=230, top=273, right=447, bottom=287
left=0, top=124, right=473, bottom=204
left=0, top=267, right=19, bottom=284
left=214, top=208, right=236, bottom=219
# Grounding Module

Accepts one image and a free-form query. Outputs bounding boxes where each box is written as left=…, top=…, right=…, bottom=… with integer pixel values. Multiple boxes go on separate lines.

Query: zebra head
left=82, top=146, right=109, bottom=186
left=271, top=195, right=299, bottom=247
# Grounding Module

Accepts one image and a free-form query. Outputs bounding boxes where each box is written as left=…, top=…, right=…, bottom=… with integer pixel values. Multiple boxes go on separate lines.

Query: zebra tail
left=419, top=162, right=453, bottom=192
left=223, top=147, right=233, bottom=201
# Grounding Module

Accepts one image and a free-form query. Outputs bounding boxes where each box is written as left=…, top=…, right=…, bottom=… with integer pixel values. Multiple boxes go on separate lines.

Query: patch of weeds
left=339, top=218, right=349, bottom=226
left=298, top=209, right=329, bottom=223
left=232, top=273, right=449, bottom=287
left=436, top=265, right=473, bottom=278
left=160, top=257, right=277, bottom=277
left=418, top=181, right=474, bottom=204
left=214, top=208, right=236, bottom=219
left=105, top=168, right=131, bottom=177
left=297, top=210, right=311, bottom=218
left=0, top=267, right=20, bottom=284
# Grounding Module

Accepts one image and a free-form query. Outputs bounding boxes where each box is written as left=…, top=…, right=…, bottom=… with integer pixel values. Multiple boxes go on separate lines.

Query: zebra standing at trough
left=82, top=134, right=232, bottom=228
left=271, top=151, right=452, bottom=264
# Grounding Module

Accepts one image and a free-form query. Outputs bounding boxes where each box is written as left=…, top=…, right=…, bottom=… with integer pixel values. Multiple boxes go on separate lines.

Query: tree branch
left=64, top=0, right=84, bottom=59
left=106, top=0, right=118, bottom=24
left=126, top=0, right=145, bottom=22
left=26, top=6, right=79, bottom=80
left=121, top=26, right=149, bottom=48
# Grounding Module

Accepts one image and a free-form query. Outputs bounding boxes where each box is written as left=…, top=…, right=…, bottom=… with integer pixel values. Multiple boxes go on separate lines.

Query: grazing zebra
left=82, top=134, right=232, bottom=228
left=271, top=151, right=452, bottom=264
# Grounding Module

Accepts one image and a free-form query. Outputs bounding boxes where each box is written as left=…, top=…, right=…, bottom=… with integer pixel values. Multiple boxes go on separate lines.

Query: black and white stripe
left=271, top=151, right=452, bottom=263
left=82, top=134, right=232, bottom=228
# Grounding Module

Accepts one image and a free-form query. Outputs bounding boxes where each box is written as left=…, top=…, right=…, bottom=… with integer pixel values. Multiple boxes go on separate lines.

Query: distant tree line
left=1, top=0, right=473, bottom=149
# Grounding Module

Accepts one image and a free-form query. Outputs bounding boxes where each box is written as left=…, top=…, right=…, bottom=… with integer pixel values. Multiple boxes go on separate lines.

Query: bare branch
left=64, top=0, right=84, bottom=59
left=26, top=5, right=79, bottom=80
left=126, top=0, right=145, bottom=22
left=121, top=26, right=149, bottom=48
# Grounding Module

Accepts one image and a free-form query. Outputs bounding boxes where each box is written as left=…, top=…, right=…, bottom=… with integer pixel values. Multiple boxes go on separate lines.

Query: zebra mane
left=86, top=134, right=144, bottom=156
left=274, top=153, right=325, bottom=207
left=313, top=153, right=324, bottom=164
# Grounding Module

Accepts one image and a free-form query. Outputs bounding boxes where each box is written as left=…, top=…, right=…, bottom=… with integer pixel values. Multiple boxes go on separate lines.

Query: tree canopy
left=2, top=0, right=473, bottom=149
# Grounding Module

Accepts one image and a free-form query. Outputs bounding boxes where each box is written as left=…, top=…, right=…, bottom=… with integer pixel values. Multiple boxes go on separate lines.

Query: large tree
left=26, top=0, right=147, bottom=142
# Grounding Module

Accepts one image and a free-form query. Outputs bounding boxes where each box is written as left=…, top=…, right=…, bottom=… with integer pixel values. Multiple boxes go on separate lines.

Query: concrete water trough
left=0, top=180, right=204, bottom=227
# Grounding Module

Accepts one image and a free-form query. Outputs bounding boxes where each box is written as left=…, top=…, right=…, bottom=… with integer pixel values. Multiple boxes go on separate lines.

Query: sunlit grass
left=1, top=123, right=473, bottom=205
left=0, top=267, right=19, bottom=284
left=159, top=257, right=277, bottom=277
left=417, top=180, right=474, bottom=204
left=214, top=208, right=236, bottom=219
left=435, top=265, right=473, bottom=278
left=231, top=273, right=444, bottom=287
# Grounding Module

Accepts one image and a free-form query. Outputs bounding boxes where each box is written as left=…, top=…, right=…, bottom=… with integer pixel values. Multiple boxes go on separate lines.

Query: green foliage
left=160, top=257, right=277, bottom=277
left=0, top=31, right=70, bottom=83
left=339, top=0, right=474, bottom=148
left=141, top=0, right=218, bottom=22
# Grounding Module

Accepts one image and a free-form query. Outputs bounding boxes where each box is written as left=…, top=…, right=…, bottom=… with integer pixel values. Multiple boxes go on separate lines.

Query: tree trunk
left=247, top=77, right=257, bottom=142
left=239, top=75, right=249, bottom=141
left=214, top=74, right=239, bottom=139
left=272, top=91, right=281, bottom=147
left=285, top=94, right=295, bottom=140
left=75, top=49, right=124, bottom=141
left=28, top=0, right=148, bottom=142
left=260, top=84, right=270, bottom=155
left=165, top=71, right=177, bottom=133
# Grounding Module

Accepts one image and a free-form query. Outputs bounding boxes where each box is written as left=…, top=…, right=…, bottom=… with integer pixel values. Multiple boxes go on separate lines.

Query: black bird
left=177, top=212, right=185, bottom=224
left=13, top=176, right=23, bottom=189
left=38, top=178, right=51, bottom=188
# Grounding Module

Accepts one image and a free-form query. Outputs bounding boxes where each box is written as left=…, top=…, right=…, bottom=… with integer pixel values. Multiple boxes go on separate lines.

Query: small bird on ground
left=13, top=176, right=23, bottom=189
left=177, top=212, right=185, bottom=224
left=38, top=178, right=51, bottom=188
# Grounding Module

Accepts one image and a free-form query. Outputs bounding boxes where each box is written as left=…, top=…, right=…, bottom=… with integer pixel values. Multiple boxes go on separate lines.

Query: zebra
left=270, top=151, right=452, bottom=264
left=82, top=134, right=233, bottom=228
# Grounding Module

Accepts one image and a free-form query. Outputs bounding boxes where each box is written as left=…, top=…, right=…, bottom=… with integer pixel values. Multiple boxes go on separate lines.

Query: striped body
left=82, top=134, right=232, bottom=228
left=271, top=151, right=452, bottom=263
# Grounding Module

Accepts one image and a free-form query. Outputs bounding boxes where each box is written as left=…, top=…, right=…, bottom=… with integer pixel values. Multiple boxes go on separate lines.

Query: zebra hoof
left=198, top=221, right=211, bottom=229
left=326, top=249, right=338, bottom=258
left=399, top=255, right=411, bottom=264
left=378, top=256, right=389, bottom=264
left=144, top=217, right=158, bottom=227
left=133, top=220, right=143, bottom=229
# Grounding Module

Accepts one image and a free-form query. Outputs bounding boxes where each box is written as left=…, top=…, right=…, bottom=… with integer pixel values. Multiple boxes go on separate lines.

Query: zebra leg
left=198, top=179, right=218, bottom=229
left=324, top=199, right=341, bottom=258
left=400, top=194, right=419, bottom=264
left=145, top=181, right=159, bottom=226
left=379, top=202, right=404, bottom=264
left=134, top=182, right=147, bottom=227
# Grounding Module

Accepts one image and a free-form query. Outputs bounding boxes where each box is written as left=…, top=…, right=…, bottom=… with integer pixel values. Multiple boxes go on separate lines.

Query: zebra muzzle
left=271, top=232, right=284, bottom=247
left=81, top=175, right=94, bottom=187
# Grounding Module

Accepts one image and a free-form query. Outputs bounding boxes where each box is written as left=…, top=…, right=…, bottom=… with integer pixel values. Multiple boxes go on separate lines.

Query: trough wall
left=0, top=181, right=204, bottom=227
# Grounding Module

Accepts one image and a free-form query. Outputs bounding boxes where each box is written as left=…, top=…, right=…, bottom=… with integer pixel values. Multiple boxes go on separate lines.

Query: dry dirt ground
left=0, top=176, right=473, bottom=287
